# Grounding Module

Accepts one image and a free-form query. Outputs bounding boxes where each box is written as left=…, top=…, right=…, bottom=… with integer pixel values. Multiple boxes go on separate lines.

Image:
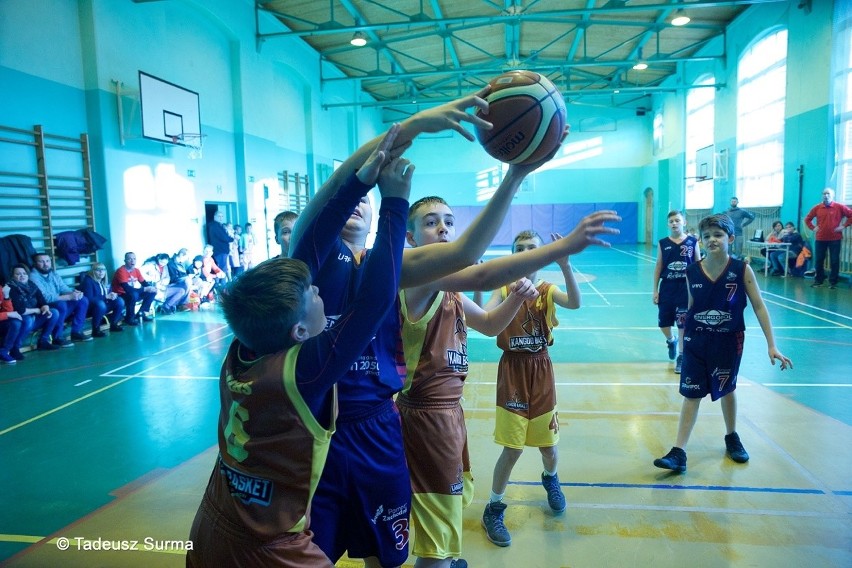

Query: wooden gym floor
left=0, top=245, right=850, bottom=567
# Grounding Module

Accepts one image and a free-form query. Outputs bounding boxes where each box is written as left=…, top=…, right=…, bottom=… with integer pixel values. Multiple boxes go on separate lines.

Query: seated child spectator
left=6, top=263, right=62, bottom=352
left=79, top=263, right=125, bottom=335
left=769, top=222, right=806, bottom=276
left=141, top=253, right=190, bottom=315
left=189, top=255, right=215, bottom=304
left=200, top=245, right=227, bottom=300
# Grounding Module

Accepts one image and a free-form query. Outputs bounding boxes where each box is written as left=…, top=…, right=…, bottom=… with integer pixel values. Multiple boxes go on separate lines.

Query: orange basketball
left=475, top=71, right=567, bottom=165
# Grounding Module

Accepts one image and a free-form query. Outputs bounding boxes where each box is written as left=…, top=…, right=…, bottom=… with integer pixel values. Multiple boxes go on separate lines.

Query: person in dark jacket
left=207, top=210, right=233, bottom=279
left=7, top=263, right=62, bottom=351
left=80, top=263, right=125, bottom=335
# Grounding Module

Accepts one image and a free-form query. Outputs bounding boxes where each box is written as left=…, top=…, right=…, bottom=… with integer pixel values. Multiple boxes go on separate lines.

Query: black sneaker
left=53, top=337, right=75, bottom=348
left=38, top=340, right=60, bottom=351
left=10, top=348, right=25, bottom=361
left=666, top=337, right=677, bottom=360
left=811, top=282, right=823, bottom=288
left=124, top=318, right=139, bottom=327
left=71, top=331, right=93, bottom=342
left=141, top=314, right=154, bottom=322
left=92, top=329, right=107, bottom=338
left=654, top=447, right=687, bottom=472
left=482, top=501, right=511, bottom=547
left=110, top=324, right=124, bottom=332
left=725, top=432, right=750, bottom=463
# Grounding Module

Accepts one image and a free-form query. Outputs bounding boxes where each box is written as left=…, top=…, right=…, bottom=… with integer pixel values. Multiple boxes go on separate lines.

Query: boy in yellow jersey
left=479, top=230, right=580, bottom=547
left=187, top=126, right=409, bottom=567
left=399, top=199, right=620, bottom=567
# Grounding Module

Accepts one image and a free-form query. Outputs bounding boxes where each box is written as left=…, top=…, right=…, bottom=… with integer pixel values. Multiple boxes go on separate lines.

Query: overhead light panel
left=350, top=31, right=367, bottom=47
left=633, top=61, right=648, bottom=70
left=671, top=10, right=691, bottom=26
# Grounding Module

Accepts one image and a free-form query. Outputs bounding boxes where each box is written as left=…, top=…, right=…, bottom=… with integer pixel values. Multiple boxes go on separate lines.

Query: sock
left=543, top=468, right=557, bottom=478
left=490, top=491, right=504, bottom=503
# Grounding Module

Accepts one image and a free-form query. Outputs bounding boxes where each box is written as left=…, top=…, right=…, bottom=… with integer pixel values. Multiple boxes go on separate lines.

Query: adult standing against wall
left=207, top=209, right=233, bottom=279
left=725, top=197, right=756, bottom=258
left=805, top=188, right=852, bottom=289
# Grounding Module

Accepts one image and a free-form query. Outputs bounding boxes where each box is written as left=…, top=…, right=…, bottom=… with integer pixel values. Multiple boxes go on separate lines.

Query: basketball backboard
left=696, top=145, right=714, bottom=181
left=139, top=71, right=201, bottom=146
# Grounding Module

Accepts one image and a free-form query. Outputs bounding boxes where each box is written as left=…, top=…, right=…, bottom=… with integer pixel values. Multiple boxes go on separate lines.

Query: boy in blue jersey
left=654, top=214, right=792, bottom=474
left=187, top=126, right=409, bottom=567
left=652, top=210, right=700, bottom=374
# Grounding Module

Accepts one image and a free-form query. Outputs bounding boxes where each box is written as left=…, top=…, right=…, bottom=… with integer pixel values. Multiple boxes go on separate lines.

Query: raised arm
left=551, top=235, right=580, bottom=309
left=400, top=156, right=564, bottom=289
left=434, top=210, right=621, bottom=292
left=290, top=90, right=492, bottom=252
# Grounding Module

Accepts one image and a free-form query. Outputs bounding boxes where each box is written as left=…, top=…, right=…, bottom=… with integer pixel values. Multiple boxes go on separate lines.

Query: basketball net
left=172, top=133, right=206, bottom=159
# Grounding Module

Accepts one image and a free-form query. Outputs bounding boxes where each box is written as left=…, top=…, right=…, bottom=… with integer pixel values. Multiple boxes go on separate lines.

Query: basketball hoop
left=171, top=133, right=206, bottom=159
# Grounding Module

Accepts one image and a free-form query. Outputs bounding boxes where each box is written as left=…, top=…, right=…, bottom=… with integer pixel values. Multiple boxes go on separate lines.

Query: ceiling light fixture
left=633, top=61, right=648, bottom=70
left=350, top=31, right=367, bottom=47
left=671, top=9, right=691, bottom=26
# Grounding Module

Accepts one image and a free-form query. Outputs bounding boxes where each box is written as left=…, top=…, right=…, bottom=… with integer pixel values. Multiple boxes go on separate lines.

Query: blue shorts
left=310, top=400, right=411, bottom=567
left=657, top=283, right=688, bottom=329
left=679, top=332, right=744, bottom=401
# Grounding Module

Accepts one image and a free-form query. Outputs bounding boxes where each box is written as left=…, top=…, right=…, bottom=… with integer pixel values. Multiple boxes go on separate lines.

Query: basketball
left=475, top=70, right=567, bottom=165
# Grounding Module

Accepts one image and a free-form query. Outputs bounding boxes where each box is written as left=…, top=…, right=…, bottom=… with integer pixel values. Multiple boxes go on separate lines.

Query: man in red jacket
left=804, top=188, right=852, bottom=289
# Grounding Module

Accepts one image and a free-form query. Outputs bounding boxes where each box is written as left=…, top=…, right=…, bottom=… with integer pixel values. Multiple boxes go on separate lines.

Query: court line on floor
left=763, top=290, right=852, bottom=322
left=0, top=325, right=232, bottom=436
left=509, top=479, right=826, bottom=495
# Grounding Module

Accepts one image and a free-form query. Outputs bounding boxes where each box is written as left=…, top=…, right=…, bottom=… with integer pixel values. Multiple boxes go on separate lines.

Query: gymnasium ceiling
left=256, top=0, right=791, bottom=112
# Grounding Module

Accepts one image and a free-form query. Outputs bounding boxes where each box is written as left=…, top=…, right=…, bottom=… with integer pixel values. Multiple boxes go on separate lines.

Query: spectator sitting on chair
left=168, top=249, right=195, bottom=310
left=1, top=280, right=33, bottom=363
left=111, top=252, right=157, bottom=326
left=769, top=222, right=805, bottom=276
left=29, top=253, right=88, bottom=344
left=805, top=188, right=852, bottom=289
left=141, top=253, right=190, bottom=315
left=7, top=263, right=63, bottom=352
left=207, top=209, right=233, bottom=279
left=80, top=263, right=125, bottom=335
left=189, top=255, right=215, bottom=302
left=200, top=245, right=227, bottom=300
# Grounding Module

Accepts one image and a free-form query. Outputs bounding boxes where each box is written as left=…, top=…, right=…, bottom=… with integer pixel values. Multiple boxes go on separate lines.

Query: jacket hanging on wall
left=54, top=229, right=107, bottom=265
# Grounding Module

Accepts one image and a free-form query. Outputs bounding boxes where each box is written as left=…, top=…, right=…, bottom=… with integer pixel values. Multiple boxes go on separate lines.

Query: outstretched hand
left=405, top=87, right=493, bottom=142
left=357, top=123, right=400, bottom=186
left=378, top=157, right=415, bottom=201
left=769, top=348, right=793, bottom=370
left=556, top=210, right=622, bottom=255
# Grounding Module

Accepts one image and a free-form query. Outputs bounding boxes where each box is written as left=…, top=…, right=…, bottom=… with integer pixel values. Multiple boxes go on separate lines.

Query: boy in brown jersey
left=479, top=229, right=582, bottom=547
left=399, top=200, right=620, bottom=567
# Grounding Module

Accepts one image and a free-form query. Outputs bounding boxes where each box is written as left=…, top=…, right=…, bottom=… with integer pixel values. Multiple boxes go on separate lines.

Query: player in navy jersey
left=653, top=214, right=792, bottom=474
left=652, top=210, right=700, bottom=373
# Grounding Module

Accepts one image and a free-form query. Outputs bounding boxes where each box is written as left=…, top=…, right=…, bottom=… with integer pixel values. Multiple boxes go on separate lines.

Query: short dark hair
left=699, top=214, right=735, bottom=237
left=407, top=196, right=449, bottom=231
left=219, top=257, right=311, bottom=355
left=667, top=210, right=684, bottom=220
left=273, top=211, right=299, bottom=235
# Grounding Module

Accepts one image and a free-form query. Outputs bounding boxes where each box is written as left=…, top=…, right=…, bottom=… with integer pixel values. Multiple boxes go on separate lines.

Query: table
left=745, top=241, right=792, bottom=276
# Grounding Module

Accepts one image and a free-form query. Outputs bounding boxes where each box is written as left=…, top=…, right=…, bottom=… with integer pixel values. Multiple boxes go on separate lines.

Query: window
left=834, top=1, right=852, bottom=204
left=685, top=76, right=715, bottom=210
left=736, top=29, right=787, bottom=207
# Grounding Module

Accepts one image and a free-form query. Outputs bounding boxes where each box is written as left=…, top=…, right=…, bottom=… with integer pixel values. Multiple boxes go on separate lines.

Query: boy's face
left=343, top=196, right=373, bottom=238
left=407, top=202, right=455, bottom=247
left=667, top=215, right=684, bottom=235
left=276, top=219, right=295, bottom=252
left=300, top=284, right=327, bottom=338
left=700, top=226, right=734, bottom=255
left=513, top=237, right=541, bottom=254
